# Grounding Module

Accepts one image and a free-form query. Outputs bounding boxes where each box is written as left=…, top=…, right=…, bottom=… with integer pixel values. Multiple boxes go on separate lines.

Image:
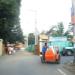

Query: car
left=62, top=47, right=74, bottom=56
left=40, top=46, right=60, bottom=64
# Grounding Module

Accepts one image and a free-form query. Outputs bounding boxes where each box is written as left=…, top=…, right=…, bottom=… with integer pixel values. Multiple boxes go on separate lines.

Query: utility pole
left=34, top=10, right=38, bottom=45
left=28, top=9, right=39, bottom=55
left=71, top=0, right=75, bottom=63
left=28, top=9, right=39, bottom=45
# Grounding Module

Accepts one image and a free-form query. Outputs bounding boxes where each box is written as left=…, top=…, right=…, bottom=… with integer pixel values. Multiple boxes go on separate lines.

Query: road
left=0, top=51, right=74, bottom=75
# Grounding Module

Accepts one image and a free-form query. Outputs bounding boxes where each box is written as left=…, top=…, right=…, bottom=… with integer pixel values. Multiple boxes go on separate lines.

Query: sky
left=20, top=0, right=72, bottom=35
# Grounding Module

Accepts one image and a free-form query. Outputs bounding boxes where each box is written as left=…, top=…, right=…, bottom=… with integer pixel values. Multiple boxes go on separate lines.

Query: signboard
left=49, top=37, right=67, bottom=42
left=39, top=34, right=48, bottom=40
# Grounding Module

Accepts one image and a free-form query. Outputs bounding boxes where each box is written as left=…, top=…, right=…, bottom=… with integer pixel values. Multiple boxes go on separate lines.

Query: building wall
left=0, top=39, right=3, bottom=56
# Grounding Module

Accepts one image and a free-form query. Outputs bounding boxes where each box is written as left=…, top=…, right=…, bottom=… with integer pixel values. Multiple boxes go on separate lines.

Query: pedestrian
left=42, top=43, right=48, bottom=60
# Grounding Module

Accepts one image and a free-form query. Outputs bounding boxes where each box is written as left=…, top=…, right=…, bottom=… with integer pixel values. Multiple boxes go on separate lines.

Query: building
left=39, top=34, right=48, bottom=53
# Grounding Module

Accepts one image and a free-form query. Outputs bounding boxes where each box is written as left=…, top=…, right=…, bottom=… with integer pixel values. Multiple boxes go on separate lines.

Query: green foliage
left=48, top=22, right=64, bottom=37
left=26, top=45, right=35, bottom=52
left=28, top=33, right=35, bottom=45
left=0, top=0, right=24, bottom=43
left=64, top=23, right=73, bottom=41
left=57, top=22, right=64, bottom=36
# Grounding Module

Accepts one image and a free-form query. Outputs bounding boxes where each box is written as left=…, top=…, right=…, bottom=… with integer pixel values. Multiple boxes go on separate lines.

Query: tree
left=56, top=22, right=64, bottom=36
left=11, top=24, right=24, bottom=43
left=28, top=33, right=35, bottom=45
left=64, top=23, right=73, bottom=41
left=47, top=22, right=64, bottom=37
left=46, top=26, right=56, bottom=35
left=0, top=0, right=24, bottom=43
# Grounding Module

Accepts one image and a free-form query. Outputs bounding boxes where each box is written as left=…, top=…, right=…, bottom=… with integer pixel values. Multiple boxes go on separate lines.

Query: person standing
left=42, top=43, right=48, bottom=60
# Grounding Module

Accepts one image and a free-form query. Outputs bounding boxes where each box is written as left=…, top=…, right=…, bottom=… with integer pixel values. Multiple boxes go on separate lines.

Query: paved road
left=0, top=51, right=74, bottom=75
left=61, top=56, right=74, bottom=64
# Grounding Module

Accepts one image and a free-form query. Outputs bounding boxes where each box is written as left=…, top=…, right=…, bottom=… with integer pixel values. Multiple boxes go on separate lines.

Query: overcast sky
left=20, top=0, right=72, bottom=35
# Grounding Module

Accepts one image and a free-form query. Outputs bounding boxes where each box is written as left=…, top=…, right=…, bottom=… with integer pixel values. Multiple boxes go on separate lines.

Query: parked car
left=62, top=47, right=74, bottom=56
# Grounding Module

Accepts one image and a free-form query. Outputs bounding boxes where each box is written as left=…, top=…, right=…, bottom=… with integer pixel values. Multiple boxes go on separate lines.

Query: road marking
left=57, top=68, right=67, bottom=75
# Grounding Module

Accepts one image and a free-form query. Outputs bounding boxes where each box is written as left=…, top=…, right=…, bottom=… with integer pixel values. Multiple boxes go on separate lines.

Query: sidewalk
left=63, top=63, right=75, bottom=74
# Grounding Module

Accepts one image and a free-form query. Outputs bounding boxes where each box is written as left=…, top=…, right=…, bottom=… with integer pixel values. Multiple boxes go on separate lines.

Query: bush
left=26, top=44, right=35, bottom=52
